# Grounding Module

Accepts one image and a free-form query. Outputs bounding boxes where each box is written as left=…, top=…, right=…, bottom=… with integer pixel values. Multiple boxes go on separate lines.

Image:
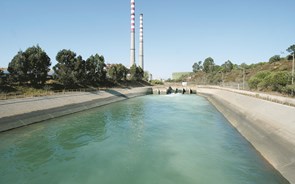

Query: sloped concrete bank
left=0, top=87, right=152, bottom=132
left=197, top=88, right=295, bottom=184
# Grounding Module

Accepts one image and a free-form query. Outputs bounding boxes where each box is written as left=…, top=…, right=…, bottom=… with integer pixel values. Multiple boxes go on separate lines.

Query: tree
left=53, top=49, right=79, bottom=87
left=75, top=55, right=86, bottom=84
left=287, top=44, right=295, bottom=60
left=192, top=61, right=203, bottom=73
left=107, top=64, right=118, bottom=81
left=287, top=44, right=295, bottom=55
left=144, top=71, right=150, bottom=81
left=222, top=60, right=233, bottom=72
left=107, top=64, right=128, bottom=82
left=130, top=64, right=137, bottom=80
left=85, top=54, right=106, bottom=85
left=137, top=66, right=144, bottom=80
left=0, top=69, right=6, bottom=85
left=130, top=64, right=144, bottom=81
left=8, top=51, right=28, bottom=84
left=203, top=57, right=215, bottom=73
left=8, top=45, right=51, bottom=85
left=269, top=55, right=281, bottom=63
left=25, top=45, right=51, bottom=85
left=116, top=64, right=128, bottom=81
left=240, top=63, right=249, bottom=69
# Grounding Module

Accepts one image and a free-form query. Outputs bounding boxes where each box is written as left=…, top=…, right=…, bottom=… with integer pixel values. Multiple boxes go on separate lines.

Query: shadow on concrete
left=0, top=93, right=93, bottom=106
left=105, top=89, right=129, bottom=99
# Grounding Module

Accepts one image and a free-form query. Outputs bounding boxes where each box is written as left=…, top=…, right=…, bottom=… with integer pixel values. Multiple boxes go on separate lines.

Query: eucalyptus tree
left=203, top=57, right=215, bottom=73
left=192, top=61, right=203, bottom=73
left=222, top=60, right=233, bottom=73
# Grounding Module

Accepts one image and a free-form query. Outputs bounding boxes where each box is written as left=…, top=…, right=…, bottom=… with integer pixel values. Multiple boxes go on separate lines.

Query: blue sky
left=0, top=0, right=294, bottom=79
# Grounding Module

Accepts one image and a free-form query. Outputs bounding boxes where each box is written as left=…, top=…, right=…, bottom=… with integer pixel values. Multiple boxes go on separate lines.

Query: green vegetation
left=221, top=60, right=233, bottom=73
left=248, top=71, right=291, bottom=93
left=130, top=64, right=144, bottom=81
left=150, top=80, right=164, bottom=85
left=0, top=69, right=5, bottom=85
left=8, top=45, right=51, bottom=85
left=269, top=55, right=281, bottom=63
left=189, top=44, right=295, bottom=96
left=203, top=57, right=215, bottom=73
left=192, top=61, right=203, bottom=73
left=172, top=72, right=192, bottom=81
left=107, top=64, right=128, bottom=82
left=1, top=45, right=149, bottom=96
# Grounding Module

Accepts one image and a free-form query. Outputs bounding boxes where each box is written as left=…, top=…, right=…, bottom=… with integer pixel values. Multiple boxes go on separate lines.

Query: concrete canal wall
left=197, top=87, right=295, bottom=184
left=0, top=87, right=152, bottom=132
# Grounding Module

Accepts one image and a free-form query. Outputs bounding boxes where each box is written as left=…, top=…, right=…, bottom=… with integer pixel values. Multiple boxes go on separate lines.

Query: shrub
left=150, top=80, right=164, bottom=85
left=284, top=85, right=295, bottom=96
left=269, top=55, right=281, bottom=63
left=248, top=77, right=261, bottom=89
left=248, top=71, right=270, bottom=89
left=269, top=71, right=291, bottom=92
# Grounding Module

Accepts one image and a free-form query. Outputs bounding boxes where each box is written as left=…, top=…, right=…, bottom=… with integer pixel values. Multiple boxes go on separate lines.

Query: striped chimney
left=130, top=0, right=135, bottom=68
left=139, top=14, right=144, bottom=70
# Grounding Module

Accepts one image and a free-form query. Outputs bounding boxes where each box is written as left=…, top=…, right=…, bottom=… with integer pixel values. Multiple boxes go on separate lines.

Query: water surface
left=0, top=95, right=289, bottom=184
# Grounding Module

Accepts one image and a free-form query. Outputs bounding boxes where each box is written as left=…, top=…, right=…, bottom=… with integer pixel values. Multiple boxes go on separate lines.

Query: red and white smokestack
left=130, top=0, right=135, bottom=67
left=139, top=14, right=144, bottom=70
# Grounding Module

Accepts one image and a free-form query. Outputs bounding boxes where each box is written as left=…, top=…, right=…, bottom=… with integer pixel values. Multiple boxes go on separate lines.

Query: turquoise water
left=0, top=95, right=289, bottom=184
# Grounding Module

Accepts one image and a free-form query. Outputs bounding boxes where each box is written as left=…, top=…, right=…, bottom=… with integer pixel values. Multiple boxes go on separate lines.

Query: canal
left=0, top=95, right=289, bottom=184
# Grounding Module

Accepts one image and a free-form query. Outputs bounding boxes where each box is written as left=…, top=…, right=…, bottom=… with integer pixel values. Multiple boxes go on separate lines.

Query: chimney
left=139, top=14, right=144, bottom=70
left=130, top=0, right=136, bottom=68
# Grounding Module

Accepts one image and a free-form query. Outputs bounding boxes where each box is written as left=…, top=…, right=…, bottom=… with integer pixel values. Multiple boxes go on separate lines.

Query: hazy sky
left=0, top=0, right=294, bottom=79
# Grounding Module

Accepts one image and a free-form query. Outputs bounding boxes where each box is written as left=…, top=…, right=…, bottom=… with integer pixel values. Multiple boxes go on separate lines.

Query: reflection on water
left=0, top=95, right=289, bottom=184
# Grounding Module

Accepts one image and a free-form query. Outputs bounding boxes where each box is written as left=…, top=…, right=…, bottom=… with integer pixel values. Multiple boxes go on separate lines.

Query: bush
left=284, top=84, right=295, bottom=96
left=269, top=55, right=281, bottom=63
left=248, top=71, right=291, bottom=92
left=150, top=80, right=164, bottom=85
left=269, top=71, right=291, bottom=92
left=248, top=71, right=270, bottom=89
left=248, top=77, right=261, bottom=89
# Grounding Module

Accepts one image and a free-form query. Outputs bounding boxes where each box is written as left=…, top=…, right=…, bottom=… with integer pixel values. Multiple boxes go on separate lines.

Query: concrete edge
left=0, top=87, right=153, bottom=132
left=197, top=85, right=295, bottom=107
left=198, top=92, right=294, bottom=184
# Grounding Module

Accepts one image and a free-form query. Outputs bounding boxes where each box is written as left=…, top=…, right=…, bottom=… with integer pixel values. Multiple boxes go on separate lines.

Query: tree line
left=193, top=44, right=295, bottom=74
left=0, top=45, right=145, bottom=88
left=191, top=44, right=295, bottom=95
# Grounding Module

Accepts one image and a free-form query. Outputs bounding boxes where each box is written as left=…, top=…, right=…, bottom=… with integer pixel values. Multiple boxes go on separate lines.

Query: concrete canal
left=0, top=95, right=289, bottom=184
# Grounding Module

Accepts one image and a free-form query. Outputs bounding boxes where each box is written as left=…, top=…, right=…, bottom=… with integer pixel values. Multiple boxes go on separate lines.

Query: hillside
left=178, top=59, right=294, bottom=96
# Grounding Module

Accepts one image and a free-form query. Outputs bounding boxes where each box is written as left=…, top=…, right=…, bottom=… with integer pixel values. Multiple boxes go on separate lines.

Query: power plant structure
left=139, top=14, right=144, bottom=70
left=130, top=0, right=136, bottom=67
left=130, top=0, right=144, bottom=70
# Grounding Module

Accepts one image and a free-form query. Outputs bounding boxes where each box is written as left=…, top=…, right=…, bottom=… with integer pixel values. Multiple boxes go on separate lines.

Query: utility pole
left=292, top=52, right=294, bottom=96
left=243, top=67, right=245, bottom=90
left=222, top=72, right=224, bottom=87
left=292, top=52, right=294, bottom=85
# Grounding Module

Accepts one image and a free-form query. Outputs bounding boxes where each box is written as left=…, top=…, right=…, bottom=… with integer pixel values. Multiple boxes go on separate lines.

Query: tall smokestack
left=139, top=14, right=144, bottom=70
left=130, top=0, right=135, bottom=68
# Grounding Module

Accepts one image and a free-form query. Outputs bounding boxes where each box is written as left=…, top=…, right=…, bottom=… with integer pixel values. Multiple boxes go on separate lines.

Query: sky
left=0, top=0, right=295, bottom=79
